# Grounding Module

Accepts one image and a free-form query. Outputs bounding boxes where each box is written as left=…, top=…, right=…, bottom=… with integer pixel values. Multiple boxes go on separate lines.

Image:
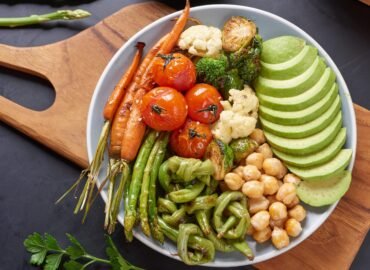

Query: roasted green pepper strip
left=185, top=194, right=218, bottom=214
left=162, top=205, right=188, bottom=228
left=168, top=182, right=205, bottom=203
left=232, top=240, right=254, bottom=260
left=177, top=224, right=215, bottom=265
left=158, top=198, right=177, bottom=214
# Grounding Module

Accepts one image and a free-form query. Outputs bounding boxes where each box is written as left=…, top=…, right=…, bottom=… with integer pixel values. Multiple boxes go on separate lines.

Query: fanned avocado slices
left=297, top=170, right=352, bottom=206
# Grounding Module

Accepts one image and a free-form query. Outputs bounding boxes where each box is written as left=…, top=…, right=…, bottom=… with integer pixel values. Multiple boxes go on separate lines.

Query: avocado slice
left=261, top=45, right=318, bottom=80
left=287, top=149, right=352, bottom=181
left=260, top=95, right=341, bottom=138
left=272, top=128, right=346, bottom=167
left=297, top=170, right=352, bottom=207
left=264, top=112, right=342, bottom=155
left=261, top=36, right=306, bottom=64
left=259, top=83, right=338, bottom=125
left=257, top=68, right=336, bottom=111
left=254, top=57, right=326, bottom=97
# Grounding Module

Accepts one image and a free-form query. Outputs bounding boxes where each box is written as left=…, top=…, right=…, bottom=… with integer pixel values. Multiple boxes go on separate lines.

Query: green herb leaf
left=24, top=232, right=45, bottom=253
left=44, top=233, right=62, bottom=251
left=30, top=250, right=47, bottom=265
left=65, top=233, right=86, bottom=260
left=63, top=260, right=84, bottom=270
left=45, top=253, right=63, bottom=270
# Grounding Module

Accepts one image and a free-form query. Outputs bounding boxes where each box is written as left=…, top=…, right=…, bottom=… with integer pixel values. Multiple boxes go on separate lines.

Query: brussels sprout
left=229, top=137, right=258, bottom=164
left=222, top=16, right=257, bottom=52
left=204, top=139, right=234, bottom=180
left=220, top=69, right=244, bottom=99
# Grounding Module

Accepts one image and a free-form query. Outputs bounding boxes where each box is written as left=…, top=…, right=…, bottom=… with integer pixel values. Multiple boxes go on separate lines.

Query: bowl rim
left=87, top=4, right=357, bottom=267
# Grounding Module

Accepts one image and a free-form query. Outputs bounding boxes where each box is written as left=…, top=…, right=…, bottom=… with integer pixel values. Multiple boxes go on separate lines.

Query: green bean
left=162, top=206, right=187, bottom=227
left=168, top=182, right=205, bottom=203
left=148, top=133, right=169, bottom=243
left=232, top=240, right=254, bottom=260
left=185, top=194, right=218, bottom=214
left=177, top=224, right=215, bottom=265
left=158, top=198, right=177, bottom=214
left=213, top=191, right=249, bottom=240
left=195, top=210, right=234, bottom=252
left=139, top=134, right=164, bottom=237
left=124, top=130, right=159, bottom=234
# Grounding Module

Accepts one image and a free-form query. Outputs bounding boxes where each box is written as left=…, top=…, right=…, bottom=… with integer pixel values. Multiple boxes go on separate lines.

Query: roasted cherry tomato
left=141, top=87, right=188, bottom=131
left=170, top=119, right=213, bottom=158
left=185, top=83, right=223, bottom=124
left=152, top=53, right=196, bottom=91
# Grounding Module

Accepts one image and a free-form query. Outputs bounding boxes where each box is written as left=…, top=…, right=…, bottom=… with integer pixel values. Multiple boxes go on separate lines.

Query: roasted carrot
left=120, top=0, right=190, bottom=162
left=103, top=42, right=145, bottom=122
left=109, top=35, right=168, bottom=159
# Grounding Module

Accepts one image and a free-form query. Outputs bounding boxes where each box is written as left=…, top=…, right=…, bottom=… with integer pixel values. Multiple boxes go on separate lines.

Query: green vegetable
left=229, top=137, right=259, bottom=163
left=185, top=194, right=218, bottom=214
left=229, top=35, right=263, bottom=84
left=24, top=232, right=142, bottom=270
left=125, top=130, right=160, bottom=237
left=222, top=16, right=257, bottom=52
left=204, top=139, right=234, bottom=180
left=168, top=181, right=206, bottom=203
left=162, top=205, right=188, bottom=227
left=0, top=10, right=91, bottom=28
left=221, top=69, right=244, bottom=99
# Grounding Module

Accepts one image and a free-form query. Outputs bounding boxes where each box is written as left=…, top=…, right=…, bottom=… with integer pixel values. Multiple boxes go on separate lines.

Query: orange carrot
left=120, top=0, right=190, bottom=161
left=103, top=42, right=145, bottom=122
left=109, top=35, right=168, bottom=158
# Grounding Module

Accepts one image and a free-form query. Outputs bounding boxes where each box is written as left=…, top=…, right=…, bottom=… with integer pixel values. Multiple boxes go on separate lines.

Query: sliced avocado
left=273, top=128, right=346, bottom=167
left=259, top=83, right=338, bottom=125
left=297, top=170, right=352, bottom=207
left=264, top=112, right=342, bottom=155
left=257, top=68, right=336, bottom=111
left=260, top=96, right=341, bottom=138
left=287, top=149, right=352, bottom=181
left=260, top=45, right=318, bottom=80
left=261, top=36, right=306, bottom=64
left=254, top=57, right=326, bottom=97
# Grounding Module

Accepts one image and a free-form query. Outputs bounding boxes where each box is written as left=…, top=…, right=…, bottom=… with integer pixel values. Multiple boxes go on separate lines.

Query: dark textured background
left=0, top=1, right=369, bottom=269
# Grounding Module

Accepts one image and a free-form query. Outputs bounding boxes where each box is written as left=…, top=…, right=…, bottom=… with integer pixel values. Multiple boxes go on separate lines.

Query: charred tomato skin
left=170, top=119, right=213, bottom=159
left=185, top=83, right=223, bottom=124
left=141, top=86, right=188, bottom=131
left=152, top=53, right=196, bottom=91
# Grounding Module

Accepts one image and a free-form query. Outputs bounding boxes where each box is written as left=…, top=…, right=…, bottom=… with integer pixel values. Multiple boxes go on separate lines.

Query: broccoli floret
left=195, top=54, right=228, bottom=88
left=230, top=34, right=262, bottom=84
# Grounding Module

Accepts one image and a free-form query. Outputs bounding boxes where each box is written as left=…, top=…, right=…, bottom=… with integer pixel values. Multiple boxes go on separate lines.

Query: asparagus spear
left=0, top=9, right=91, bottom=28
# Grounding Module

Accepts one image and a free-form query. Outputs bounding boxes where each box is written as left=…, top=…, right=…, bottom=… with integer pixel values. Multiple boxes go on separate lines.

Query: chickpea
left=249, top=196, right=270, bottom=214
left=252, top=226, right=272, bottom=243
left=224, top=173, right=244, bottom=190
left=269, top=202, right=288, bottom=220
left=233, top=166, right=244, bottom=178
left=266, top=195, right=278, bottom=205
left=242, top=181, right=264, bottom=199
left=276, top=183, right=296, bottom=205
left=277, top=180, right=284, bottom=187
left=271, top=227, right=290, bottom=249
left=283, top=173, right=301, bottom=185
left=219, top=181, right=231, bottom=192
left=288, top=205, right=306, bottom=222
left=262, top=158, right=287, bottom=179
left=286, top=195, right=300, bottom=209
left=246, top=153, right=264, bottom=170
left=249, top=128, right=266, bottom=145
left=260, top=174, right=279, bottom=195
left=251, top=210, right=270, bottom=231
left=270, top=217, right=287, bottom=229
left=285, top=218, right=302, bottom=237
left=242, top=165, right=261, bottom=181
left=256, top=143, right=273, bottom=159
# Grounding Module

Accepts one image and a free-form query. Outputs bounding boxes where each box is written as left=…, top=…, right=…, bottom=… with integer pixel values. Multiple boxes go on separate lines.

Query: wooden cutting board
left=0, top=2, right=369, bottom=269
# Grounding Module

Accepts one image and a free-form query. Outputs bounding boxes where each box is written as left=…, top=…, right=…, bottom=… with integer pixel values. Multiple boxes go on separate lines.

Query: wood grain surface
left=0, top=2, right=369, bottom=269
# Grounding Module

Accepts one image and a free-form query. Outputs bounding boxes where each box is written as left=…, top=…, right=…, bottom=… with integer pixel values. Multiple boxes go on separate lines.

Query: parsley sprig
left=24, top=232, right=143, bottom=270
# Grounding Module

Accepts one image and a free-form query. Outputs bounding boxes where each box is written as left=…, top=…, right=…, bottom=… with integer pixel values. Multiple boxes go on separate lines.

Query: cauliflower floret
left=212, top=85, right=259, bottom=143
left=178, top=25, right=222, bottom=57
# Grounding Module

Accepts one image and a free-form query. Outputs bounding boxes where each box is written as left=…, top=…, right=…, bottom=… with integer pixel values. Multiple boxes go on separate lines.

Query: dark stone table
left=0, top=1, right=369, bottom=269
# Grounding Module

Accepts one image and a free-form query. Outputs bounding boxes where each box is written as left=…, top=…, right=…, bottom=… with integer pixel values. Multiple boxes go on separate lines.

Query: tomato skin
left=152, top=53, right=196, bottom=91
left=141, top=87, right=188, bottom=131
left=170, top=119, right=213, bottom=159
left=185, top=83, right=223, bottom=124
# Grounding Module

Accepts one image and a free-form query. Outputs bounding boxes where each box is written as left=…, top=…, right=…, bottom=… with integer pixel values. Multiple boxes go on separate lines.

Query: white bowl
left=87, top=4, right=357, bottom=267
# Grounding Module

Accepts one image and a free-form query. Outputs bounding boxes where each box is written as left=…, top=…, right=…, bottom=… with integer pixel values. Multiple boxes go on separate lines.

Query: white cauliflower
left=177, top=25, right=222, bottom=57
left=212, top=85, right=259, bottom=144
